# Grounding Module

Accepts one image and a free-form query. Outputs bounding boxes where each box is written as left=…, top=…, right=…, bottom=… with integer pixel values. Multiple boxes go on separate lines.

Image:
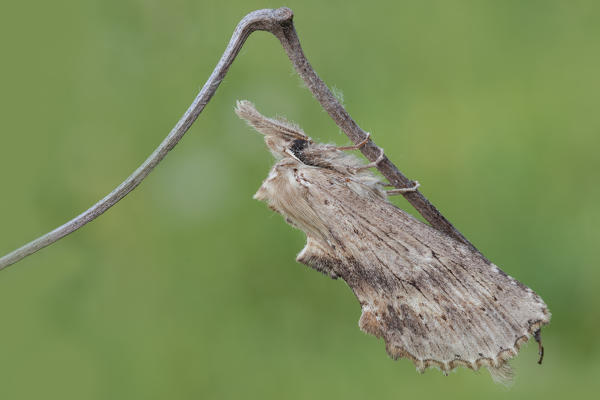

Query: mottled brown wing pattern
left=255, top=159, right=550, bottom=382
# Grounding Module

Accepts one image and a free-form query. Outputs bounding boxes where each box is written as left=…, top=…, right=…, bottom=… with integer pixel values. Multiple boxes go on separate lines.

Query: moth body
left=236, top=100, right=550, bottom=383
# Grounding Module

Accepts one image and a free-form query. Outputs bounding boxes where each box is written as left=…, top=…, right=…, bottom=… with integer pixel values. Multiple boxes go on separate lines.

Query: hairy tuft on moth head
left=235, top=100, right=311, bottom=160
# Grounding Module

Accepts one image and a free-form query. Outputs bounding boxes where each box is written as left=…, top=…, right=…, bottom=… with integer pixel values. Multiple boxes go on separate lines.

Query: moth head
left=235, top=100, right=313, bottom=160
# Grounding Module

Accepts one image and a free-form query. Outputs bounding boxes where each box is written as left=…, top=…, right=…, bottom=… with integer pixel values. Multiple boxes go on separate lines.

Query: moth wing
left=280, top=164, right=551, bottom=381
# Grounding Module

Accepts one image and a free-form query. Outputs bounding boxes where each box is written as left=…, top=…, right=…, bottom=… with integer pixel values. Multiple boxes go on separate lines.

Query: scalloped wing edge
left=359, top=306, right=551, bottom=383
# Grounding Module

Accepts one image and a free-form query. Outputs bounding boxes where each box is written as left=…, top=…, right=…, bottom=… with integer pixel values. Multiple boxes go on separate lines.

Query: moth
left=235, top=100, right=550, bottom=382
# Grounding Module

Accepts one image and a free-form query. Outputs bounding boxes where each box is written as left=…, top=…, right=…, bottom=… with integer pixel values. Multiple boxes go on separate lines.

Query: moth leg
left=386, top=181, right=420, bottom=194
left=534, top=329, right=545, bottom=365
left=356, top=147, right=385, bottom=171
left=336, top=132, right=370, bottom=151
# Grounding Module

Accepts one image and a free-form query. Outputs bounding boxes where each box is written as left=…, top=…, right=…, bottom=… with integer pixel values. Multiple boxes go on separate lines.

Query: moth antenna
left=357, top=147, right=385, bottom=171
left=336, top=132, right=371, bottom=151
left=387, top=181, right=421, bottom=195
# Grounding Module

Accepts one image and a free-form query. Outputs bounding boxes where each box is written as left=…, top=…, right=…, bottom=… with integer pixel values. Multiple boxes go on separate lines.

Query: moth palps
left=235, top=100, right=550, bottom=382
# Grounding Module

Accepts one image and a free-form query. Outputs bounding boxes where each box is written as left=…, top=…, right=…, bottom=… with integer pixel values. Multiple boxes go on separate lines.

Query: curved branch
left=0, top=7, right=479, bottom=271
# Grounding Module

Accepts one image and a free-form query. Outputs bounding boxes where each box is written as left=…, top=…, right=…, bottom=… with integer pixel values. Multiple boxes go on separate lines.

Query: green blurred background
left=1, top=0, right=598, bottom=398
